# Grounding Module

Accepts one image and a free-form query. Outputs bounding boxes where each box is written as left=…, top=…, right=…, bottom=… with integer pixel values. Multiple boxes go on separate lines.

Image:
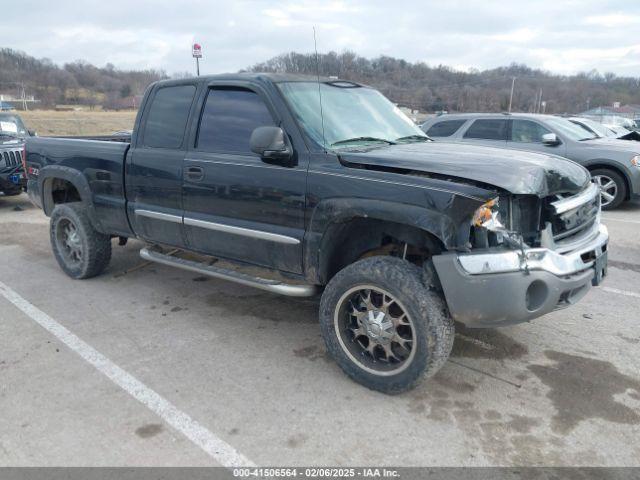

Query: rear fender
left=39, top=165, right=103, bottom=232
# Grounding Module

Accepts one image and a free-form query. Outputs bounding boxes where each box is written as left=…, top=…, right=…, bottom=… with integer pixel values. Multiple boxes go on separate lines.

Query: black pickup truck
left=25, top=74, right=609, bottom=393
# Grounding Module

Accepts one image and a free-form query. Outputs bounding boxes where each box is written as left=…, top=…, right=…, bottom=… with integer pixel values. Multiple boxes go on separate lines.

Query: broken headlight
left=472, top=198, right=504, bottom=231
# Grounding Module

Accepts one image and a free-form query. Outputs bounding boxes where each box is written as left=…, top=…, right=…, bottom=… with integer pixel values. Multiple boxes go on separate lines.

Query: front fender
left=304, top=196, right=483, bottom=283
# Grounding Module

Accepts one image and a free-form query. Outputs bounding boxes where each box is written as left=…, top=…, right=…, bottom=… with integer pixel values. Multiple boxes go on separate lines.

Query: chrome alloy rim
left=56, top=217, right=83, bottom=265
left=593, top=174, right=617, bottom=207
left=334, top=285, right=416, bottom=376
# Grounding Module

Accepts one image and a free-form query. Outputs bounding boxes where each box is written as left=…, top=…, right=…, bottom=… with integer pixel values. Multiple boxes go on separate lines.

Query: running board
left=139, top=247, right=317, bottom=297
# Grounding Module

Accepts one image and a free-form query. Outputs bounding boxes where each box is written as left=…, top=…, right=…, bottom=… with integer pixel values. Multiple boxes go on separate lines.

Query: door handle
left=185, top=166, right=204, bottom=181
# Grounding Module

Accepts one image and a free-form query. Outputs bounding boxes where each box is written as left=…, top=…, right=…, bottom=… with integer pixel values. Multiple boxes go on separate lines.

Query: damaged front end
left=433, top=182, right=609, bottom=328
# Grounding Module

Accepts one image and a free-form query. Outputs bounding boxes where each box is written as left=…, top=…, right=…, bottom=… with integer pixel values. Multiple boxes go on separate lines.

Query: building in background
left=581, top=104, right=640, bottom=122
left=580, top=104, right=640, bottom=130
left=0, top=92, right=38, bottom=110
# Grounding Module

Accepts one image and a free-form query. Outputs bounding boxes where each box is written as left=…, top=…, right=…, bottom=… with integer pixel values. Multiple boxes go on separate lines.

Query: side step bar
left=139, top=247, right=318, bottom=297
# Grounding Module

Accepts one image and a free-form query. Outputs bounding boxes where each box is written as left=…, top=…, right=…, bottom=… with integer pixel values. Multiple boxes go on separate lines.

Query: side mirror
left=542, top=133, right=560, bottom=146
left=28, top=130, right=37, bottom=137
left=250, top=126, right=295, bottom=167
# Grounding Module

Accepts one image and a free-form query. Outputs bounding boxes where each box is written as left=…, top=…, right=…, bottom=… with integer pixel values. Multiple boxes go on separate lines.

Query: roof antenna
left=313, top=26, right=327, bottom=151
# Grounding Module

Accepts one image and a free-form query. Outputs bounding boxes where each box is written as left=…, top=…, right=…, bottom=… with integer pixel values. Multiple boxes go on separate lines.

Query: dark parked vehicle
left=0, top=113, right=31, bottom=196
left=421, top=113, right=640, bottom=209
left=25, top=74, right=608, bottom=393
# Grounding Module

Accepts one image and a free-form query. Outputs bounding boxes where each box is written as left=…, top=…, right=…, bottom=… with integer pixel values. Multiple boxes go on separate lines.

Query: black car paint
left=338, top=142, right=590, bottom=197
left=29, top=138, right=132, bottom=237
left=618, top=130, right=640, bottom=141
left=25, top=73, right=589, bottom=285
left=179, top=79, right=309, bottom=274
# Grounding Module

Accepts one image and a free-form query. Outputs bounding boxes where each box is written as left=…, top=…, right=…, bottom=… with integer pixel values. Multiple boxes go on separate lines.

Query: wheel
left=591, top=168, right=626, bottom=210
left=50, top=202, right=112, bottom=279
left=319, top=256, right=454, bottom=394
left=1, top=189, right=22, bottom=196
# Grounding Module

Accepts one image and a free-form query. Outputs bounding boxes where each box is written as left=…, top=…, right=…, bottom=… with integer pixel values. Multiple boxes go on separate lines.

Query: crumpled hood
left=339, top=142, right=590, bottom=196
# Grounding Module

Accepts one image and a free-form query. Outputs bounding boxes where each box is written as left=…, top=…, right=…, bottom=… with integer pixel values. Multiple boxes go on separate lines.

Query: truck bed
left=25, top=136, right=132, bottom=237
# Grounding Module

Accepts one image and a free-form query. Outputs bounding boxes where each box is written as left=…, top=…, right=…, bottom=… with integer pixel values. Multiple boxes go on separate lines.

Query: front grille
left=548, top=184, right=600, bottom=249
left=1, top=150, right=23, bottom=169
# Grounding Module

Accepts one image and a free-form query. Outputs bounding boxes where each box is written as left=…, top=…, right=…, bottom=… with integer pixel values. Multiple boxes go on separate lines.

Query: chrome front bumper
left=432, top=224, right=609, bottom=328
left=457, top=224, right=609, bottom=277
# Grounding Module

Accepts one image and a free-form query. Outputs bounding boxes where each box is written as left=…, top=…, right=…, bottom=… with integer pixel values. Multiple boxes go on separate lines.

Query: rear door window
left=426, top=120, right=466, bottom=137
left=142, top=85, right=196, bottom=149
left=463, top=119, right=508, bottom=140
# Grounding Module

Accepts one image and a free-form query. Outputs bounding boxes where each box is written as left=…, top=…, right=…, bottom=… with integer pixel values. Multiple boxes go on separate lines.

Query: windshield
left=278, top=81, right=427, bottom=149
left=571, top=118, right=613, bottom=138
left=614, top=126, right=631, bottom=134
left=0, top=114, right=28, bottom=138
left=545, top=117, right=598, bottom=141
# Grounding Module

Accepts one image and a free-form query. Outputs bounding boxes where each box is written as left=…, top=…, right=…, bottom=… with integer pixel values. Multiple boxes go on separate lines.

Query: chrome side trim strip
left=184, top=217, right=300, bottom=245
left=184, top=158, right=306, bottom=172
left=140, top=248, right=316, bottom=297
left=551, top=182, right=599, bottom=214
left=135, top=209, right=183, bottom=224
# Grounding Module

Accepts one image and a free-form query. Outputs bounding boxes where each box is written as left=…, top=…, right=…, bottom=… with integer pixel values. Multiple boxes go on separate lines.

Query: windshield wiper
left=331, top=136, right=396, bottom=147
left=395, top=134, right=432, bottom=143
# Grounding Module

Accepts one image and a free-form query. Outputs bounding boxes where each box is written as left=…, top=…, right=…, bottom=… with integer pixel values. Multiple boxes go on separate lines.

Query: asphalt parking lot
left=1, top=193, right=639, bottom=467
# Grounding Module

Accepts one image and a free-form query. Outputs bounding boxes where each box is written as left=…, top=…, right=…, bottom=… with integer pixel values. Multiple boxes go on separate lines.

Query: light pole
left=508, top=77, right=516, bottom=113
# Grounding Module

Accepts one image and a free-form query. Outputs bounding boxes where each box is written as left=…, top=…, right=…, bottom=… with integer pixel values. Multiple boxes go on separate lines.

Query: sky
left=2, top=0, right=640, bottom=77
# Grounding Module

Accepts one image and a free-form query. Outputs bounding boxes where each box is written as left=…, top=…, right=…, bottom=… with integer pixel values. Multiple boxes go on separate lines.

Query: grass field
left=20, top=110, right=137, bottom=136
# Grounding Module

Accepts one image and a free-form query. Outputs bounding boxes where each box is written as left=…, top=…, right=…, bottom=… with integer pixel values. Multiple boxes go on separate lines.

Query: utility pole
left=508, top=77, right=516, bottom=113
left=534, top=88, right=543, bottom=114
left=538, top=88, right=543, bottom=114
left=21, top=83, right=28, bottom=111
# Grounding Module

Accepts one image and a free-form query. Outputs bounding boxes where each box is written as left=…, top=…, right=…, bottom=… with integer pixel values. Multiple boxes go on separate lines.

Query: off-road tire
left=319, top=256, right=454, bottom=394
left=50, top=202, right=112, bottom=279
left=591, top=168, right=626, bottom=210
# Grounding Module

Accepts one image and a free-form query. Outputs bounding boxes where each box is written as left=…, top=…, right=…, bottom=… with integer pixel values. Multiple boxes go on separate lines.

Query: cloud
left=533, top=44, right=640, bottom=75
left=0, top=0, right=639, bottom=76
left=490, top=28, right=538, bottom=44
left=584, top=13, right=640, bottom=27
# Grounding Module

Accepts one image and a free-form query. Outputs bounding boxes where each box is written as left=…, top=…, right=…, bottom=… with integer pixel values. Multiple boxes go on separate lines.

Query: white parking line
left=603, top=286, right=640, bottom=299
left=0, top=280, right=255, bottom=468
left=602, top=216, right=640, bottom=225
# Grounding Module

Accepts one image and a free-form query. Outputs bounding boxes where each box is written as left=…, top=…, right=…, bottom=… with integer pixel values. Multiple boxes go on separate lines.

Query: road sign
left=192, top=43, right=202, bottom=58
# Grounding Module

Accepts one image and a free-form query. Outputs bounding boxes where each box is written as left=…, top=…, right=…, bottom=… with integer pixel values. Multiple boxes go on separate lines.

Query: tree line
left=0, top=48, right=167, bottom=109
left=247, top=51, right=640, bottom=114
left=2, top=47, right=640, bottom=114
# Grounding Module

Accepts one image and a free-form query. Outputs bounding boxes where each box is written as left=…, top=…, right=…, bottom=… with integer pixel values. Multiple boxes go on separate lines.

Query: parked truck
left=0, top=113, right=31, bottom=196
left=25, top=74, right=608, bottom=393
